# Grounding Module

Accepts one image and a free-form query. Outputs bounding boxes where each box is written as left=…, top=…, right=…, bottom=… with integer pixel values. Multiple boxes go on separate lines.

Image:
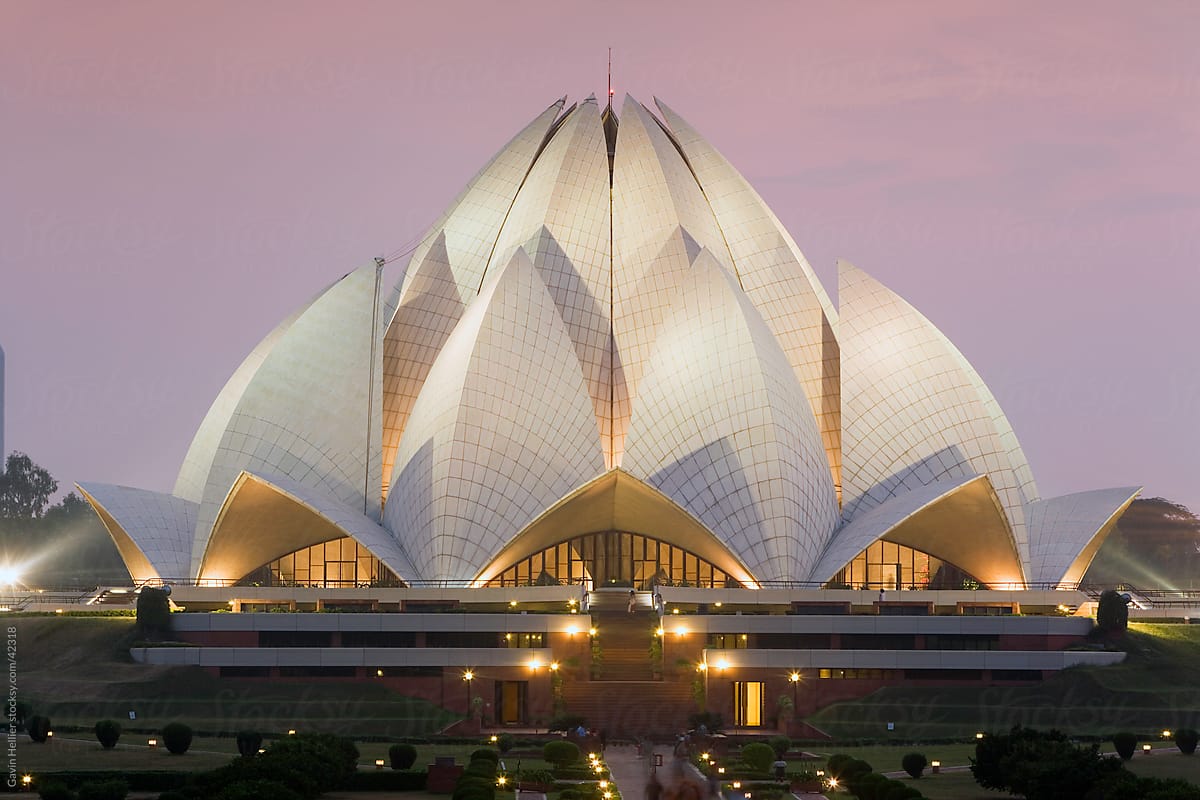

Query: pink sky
left=1, top=1, right=1197, bottom=513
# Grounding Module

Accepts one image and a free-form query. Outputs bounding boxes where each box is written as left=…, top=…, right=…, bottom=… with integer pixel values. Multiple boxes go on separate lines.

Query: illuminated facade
left=80, top=93, right=1138, bottom=593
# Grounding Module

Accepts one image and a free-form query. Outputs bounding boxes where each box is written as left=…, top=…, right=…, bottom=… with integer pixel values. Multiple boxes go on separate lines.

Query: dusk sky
left=1, top=1, right=1197, bottom=514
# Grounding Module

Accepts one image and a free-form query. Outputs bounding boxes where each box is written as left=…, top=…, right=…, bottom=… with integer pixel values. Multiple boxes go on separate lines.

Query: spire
left=607, top=47, right=613, bottom=110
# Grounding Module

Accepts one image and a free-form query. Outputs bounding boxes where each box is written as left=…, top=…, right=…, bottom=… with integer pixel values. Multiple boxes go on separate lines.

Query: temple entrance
left=485, top=531, right=737, bottom=589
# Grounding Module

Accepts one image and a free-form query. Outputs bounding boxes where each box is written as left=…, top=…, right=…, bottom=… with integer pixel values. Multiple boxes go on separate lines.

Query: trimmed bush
left=389, top=742, right=418, bottom=769
left=346, top=771, right=429, bottom=791
left=1097, top=590, right=1129, bottom=635
left=470, top=748, right=500, bottom=764
left=901, top=752, right=927, bottom=779
left=76, top=780, right=128, bottom=800
left=212, top=780, right=302, bottom=800
left=497, top=733, right=515, bottom=754
left=28, top=715, right=52, bottom=743
left=826, top=753, right=854, bottom=777
left=95, top=719, right=122, bottom=750
left=136, top=587, right=172, bottom=636
left=236, top=730, right=262, bottom=757
left=1176, top=728, right=1199, bottom=755
left=37, top=782, right=73, bottom=800
left=1113, top=731, right=1138, bottom=760
left=162, top=722, right=194, bottom=755
left=543, top=740, right=581, bottom=768
left=768, top=736, right=791, bottom=758
left=741, top=742, right=776, bottom=774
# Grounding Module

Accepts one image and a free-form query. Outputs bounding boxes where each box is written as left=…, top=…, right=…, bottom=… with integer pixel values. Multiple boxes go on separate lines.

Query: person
left=627, top=589, right=636, bottom=614
left=773, top=757, right=787, bottom=782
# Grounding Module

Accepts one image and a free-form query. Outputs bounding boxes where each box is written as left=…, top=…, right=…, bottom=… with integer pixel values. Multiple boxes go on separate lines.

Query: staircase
left=562, top=680, right=694, bottom=739
left=561, top=590, right=695, bottom=736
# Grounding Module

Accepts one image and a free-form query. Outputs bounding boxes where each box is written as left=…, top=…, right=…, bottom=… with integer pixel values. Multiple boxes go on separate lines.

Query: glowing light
left=714, top=602, right=722, bottom=608
left=147, top=738, right=158, bottom=748
left=550, top=662, right=559, bottom=671
left=655, top=627, right=665, bottom=636
left=528, top=658, right=541, bottom=670
left=975, top=732, right=985, bottom=740
left=697, top=662, right=707, bottom=672
left=717, top=767, right=725, bottom=774
left=604, top=792, right=612, bottom=799
left=510, top=600, right=518, bottom=607
left=21, top=776, right=31, bottom=786
left=589, top=753, right=597, bottom=760
left=1143, top=744, right=1152, bottom=752
left=497, top=776, right=508, bottom=786
left=930, top=761, right=940, bottom=767
left=376, top=759, right=385, bottom=769
left=701, top=752, right=709, bottom=761
left=732, top=781, right=741, bottom=789
left=464, top=670, right=475, bottom=681
left=828, top=778, right=839, bottom=788
left=789, top=672, right=800, bottom=683
left=589, top=627, right=597, bottom=636
left=0, top=565, right=21, bottom=585
left=672, top=608, right=680, bottom=614
left=54, top=609, right=63, bottom=614
left=674, top=626, right=687, bottom=636
left=716, top=658, right=729, bottom=671
left=567, top=626, right=578, bottom=636
left=46, top=731, right=53, bottom=738
left=288, top=729, right=297, bottom=735
left=491, top=735, right=499, bottom=743
left=600, top=780, right=608, bottom=789
left=1163, top=729, right=1173, bottom=738
left=376, top=669, right=384, bottom=677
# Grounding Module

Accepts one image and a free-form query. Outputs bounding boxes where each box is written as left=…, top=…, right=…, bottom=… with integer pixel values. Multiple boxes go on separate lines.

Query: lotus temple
left=74, top=94, right=1142, bottom=733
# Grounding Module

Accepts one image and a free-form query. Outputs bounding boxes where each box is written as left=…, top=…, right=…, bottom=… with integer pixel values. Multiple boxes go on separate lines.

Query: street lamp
left=463, top=670, right=475, bottom=711
left=789, top=671, right=801, bottom=707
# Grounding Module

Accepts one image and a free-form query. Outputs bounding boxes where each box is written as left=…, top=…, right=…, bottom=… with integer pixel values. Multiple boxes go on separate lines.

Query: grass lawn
left=17, top=735, right=236, bottom=772
left=14, top=617, right=457, bottom=739
left=23, top=734, right=554, bottom=774
left=819, top=750, right=1200, bottom=798
left=807, top=623, right=1200, bottom=739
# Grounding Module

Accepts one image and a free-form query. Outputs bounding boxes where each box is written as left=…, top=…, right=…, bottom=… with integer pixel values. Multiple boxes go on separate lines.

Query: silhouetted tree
left=0, top=452, right=57, bottom=518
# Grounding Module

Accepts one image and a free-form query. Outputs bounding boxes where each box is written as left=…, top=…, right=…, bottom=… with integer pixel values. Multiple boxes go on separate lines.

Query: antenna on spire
left=607, top=47, right=613, bottom=109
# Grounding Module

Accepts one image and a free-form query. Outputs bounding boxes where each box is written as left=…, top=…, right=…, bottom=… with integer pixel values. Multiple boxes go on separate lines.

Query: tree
left=901, top=752, right=927, bottom=778
left=0, top=452, right=57, bottom=518
left=1097, top=590, right=1130, bottom=635
left=971, top=726, right=1123, bottom=800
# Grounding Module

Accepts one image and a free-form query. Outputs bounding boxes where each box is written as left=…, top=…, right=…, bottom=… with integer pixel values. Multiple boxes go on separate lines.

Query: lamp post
left=789, top=671, right=800, bottom=708
left=464, top=669, right=475, bottom=715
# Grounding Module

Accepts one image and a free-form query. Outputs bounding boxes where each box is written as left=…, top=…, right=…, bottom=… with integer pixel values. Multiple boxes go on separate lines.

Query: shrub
left=236, top=730, right=262, bottom=757
left=741, top=742, right=776, bottom=774
left=970, top=726, right=1123, bottom=800
left=162, top=722, right=193, bottom=755
left=28, top=715, right=51, bottom=743
left=136, top=587, right=172, bottom=636
left=901, top=752, right=927, bottom=779
left=470, top=748, right=500, bottom=764
left=768, top=736, right=791, bottom=758
left=496, top=733, right=515, bottom=754
left=37, top=782, right=74, bottom=800
left=826, top=753, right=854, bottom=778
left=212, top=780, right=302, bottom=800
left=76, top=780, right=128, bottom=800
left=1176, top=728, right=1199, bottom=755
left=1113, top=731, right=1138, bottom=760
left=389, top=742, right=418, bottom=769
left=543, top=740, right=581, bottom=768
left=1096, top=590, right=1129, bottom=635
left=95, top=719, right=122, bottom=750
